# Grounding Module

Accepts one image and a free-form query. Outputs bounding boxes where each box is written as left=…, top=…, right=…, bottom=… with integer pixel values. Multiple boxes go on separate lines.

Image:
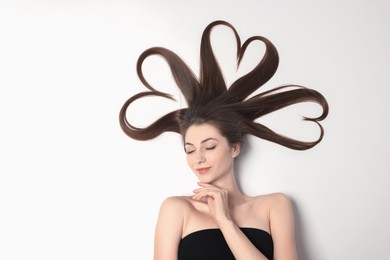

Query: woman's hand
left=192, top=182, right=231, bottom=224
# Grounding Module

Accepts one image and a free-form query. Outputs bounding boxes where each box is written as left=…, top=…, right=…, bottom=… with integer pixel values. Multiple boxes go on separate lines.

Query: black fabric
left=178, top=227, right=273, bottom=260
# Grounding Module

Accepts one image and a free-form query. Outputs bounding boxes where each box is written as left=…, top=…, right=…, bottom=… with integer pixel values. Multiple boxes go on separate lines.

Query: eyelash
left=185, top=146, right=216, bottom=154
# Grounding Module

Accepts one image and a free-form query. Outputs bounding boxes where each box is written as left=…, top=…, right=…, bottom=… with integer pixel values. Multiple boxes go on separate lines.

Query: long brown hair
left=119, top=20, right=329, bottom=150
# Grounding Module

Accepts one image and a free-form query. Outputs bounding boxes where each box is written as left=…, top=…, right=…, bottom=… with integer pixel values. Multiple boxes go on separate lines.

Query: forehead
left=184, top=124, right=224, bottom=143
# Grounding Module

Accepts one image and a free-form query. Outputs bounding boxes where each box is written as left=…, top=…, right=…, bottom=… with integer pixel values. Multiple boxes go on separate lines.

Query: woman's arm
left=193, top=183, right=269, bottom=260
left=221, top=193, right=298, bottom=260
left=218, top=218, right=270, bottom=260
left=154, top=197, right=184, bottom=260
left=269, top=193, right=298, bottom=260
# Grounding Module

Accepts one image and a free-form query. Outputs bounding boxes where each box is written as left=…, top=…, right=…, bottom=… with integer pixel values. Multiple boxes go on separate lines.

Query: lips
left=195, top=167, right=211, bottom=174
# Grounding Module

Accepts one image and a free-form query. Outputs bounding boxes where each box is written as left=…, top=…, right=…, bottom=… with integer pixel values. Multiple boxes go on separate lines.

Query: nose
left=196, top=150, right=206, bottom=164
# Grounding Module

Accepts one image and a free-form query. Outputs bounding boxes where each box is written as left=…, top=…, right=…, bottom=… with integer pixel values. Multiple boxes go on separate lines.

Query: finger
left=193, top=188, right=215, bottom=196
left=193, top=187, right=219, bottom=194
left=207, top=196, right=214, bottom=205
left=193, top=189, right=214, bottom=199
left=194, top=183, right=215, bottom=193
left=193, top=184, right=221, bottom=193
left=197, top=182, right=217, bottom=188
left=192, top=193, right=211, bottom=203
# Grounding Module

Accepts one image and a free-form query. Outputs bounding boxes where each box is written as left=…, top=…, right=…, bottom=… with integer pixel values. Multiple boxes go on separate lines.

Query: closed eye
left=206, top=146, right=216, bottom=150
left=185, top=149, right=195, bottom=154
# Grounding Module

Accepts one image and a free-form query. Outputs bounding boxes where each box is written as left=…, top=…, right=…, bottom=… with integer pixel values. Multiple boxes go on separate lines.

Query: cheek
left=186, top=155, right=192, bottom=166
left=215, top=151, right=233, bottom=165
left=210, top=151, right=224, bottom=164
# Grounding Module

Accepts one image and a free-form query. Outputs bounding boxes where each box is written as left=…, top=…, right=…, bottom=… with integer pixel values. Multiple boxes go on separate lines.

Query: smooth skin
left=154, top=124, right=298, bottom=260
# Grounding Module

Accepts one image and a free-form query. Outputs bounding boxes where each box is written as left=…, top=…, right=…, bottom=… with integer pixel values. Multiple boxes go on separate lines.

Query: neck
left=211, top=170, right=248, bottom=208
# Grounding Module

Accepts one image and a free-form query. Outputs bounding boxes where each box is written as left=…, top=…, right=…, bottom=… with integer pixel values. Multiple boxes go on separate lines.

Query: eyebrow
left=184, top=137, right=219, bottom=146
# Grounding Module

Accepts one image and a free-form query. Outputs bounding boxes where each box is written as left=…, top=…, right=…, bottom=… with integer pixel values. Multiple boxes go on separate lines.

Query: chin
left=197, top=175, right=212, bottom=183
left=199, top=176, right=218, bottom=184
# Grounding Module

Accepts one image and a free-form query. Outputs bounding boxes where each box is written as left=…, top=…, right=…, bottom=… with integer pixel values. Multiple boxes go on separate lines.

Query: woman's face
left=184, top=124, right=240, bottom=184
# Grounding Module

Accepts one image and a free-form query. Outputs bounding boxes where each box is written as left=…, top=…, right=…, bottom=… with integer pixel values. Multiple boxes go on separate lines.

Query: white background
left=1, top=0, right=389, bottom=259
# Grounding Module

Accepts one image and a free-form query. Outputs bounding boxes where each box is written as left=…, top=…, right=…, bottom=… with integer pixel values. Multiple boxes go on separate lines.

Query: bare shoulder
left=252, top=192, right=291, bottom=202
left=158, top=195, right=193, bottom=214
left=266, top=192, right=292, bottom=204
left=155, top=196, right=193, bottom=258
left=251, top=192, right=293, bottom=212
left=155, top=196, right=192, bottom=239
left=257, top=193, right=297, bottom=259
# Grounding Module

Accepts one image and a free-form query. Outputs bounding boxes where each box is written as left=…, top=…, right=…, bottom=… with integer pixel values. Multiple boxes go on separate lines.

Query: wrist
left=216, top=215, right=234, bottom=228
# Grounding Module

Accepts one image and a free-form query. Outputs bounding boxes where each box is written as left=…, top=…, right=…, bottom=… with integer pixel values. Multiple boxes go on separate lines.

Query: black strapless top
left=178, top=227, right=273, bottom=260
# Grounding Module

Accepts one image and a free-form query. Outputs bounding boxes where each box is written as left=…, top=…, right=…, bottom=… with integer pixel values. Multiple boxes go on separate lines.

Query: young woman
left=119, top=20, right=328, bottom=260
